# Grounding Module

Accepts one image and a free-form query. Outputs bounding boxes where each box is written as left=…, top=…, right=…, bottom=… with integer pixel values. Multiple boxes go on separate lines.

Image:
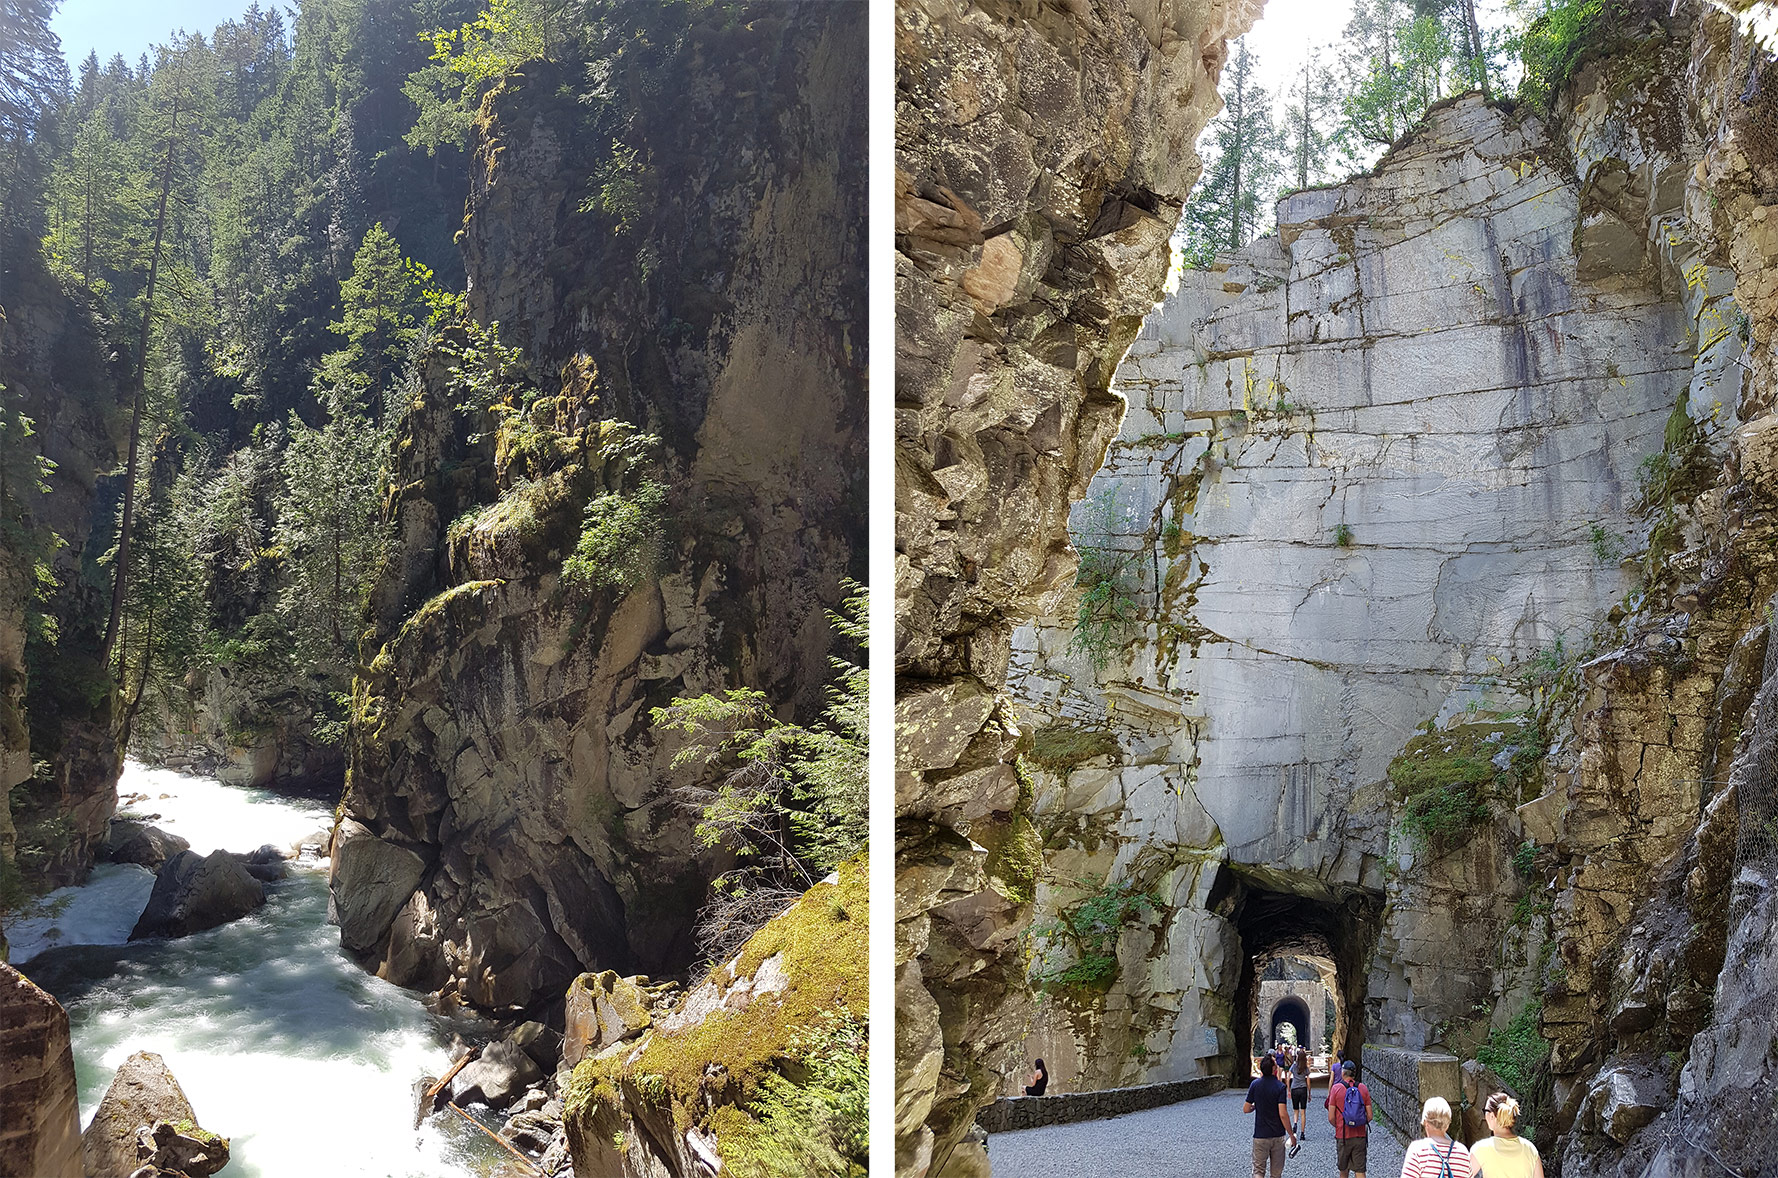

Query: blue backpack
left=1341, top=1081, right=1369, bottom=1128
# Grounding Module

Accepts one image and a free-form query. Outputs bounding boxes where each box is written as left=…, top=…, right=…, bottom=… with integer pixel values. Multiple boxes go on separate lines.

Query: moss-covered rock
left=563, top=856, right=867, bottom=1178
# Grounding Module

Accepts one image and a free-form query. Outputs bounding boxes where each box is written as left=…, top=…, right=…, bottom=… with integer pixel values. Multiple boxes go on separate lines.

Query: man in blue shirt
left=1245, top=1054, right=1297, bottom=1177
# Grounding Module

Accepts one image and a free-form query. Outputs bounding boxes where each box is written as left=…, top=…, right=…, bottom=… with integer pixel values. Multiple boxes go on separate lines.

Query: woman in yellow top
left=1469, top=1094, right=1544, bottom=1178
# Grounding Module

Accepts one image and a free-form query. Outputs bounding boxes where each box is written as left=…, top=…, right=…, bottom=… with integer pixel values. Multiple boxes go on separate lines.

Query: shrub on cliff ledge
left=652, top=584, right=868, bottom=963
left=1388, top=721, right=1546, bottom=856
left=1069, top=487, right=1141, bottom=673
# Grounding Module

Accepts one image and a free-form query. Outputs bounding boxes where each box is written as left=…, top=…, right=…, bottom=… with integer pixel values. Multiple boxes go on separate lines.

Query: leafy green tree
left=652, top=583, right=868, bottom=965
left=1178, top=39, right=1286, bottom=265
left=405, top=0, right=573, bottom=153
left=273, top=392, right=392, bottom=669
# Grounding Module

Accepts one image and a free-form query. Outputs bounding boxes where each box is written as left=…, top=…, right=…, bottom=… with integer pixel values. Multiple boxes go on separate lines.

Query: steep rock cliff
left=335, top=4, right=865, bottom=1015
left=894, top=1, right=1262, bottom=1173
left=0, top=245, right=126, bottom=910
left=997, top=2, right=1778, bottom=1173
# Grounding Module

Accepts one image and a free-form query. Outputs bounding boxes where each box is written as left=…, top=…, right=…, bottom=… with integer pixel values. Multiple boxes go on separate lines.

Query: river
left=9, top=762, right=503, bottom=1178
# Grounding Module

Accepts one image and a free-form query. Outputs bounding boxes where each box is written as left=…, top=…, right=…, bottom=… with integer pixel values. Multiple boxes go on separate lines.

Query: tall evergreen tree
left=1178, top=40, right=1286, bottom=267
left=101, top=34, right=216, bottom=676
left=273, top=391, right=390, bottom=669
left=0, top=0, right=68, bottom=269
left=318, top=222, right=428, bottom=408
left=1282, top=48, right=1340, bottom=192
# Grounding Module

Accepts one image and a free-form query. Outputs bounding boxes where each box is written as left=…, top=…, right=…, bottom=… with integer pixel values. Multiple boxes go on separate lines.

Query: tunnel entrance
left=1208, top=865, right=1384, bottom=1085
left=1269, top=995, right=1311, bottom=1047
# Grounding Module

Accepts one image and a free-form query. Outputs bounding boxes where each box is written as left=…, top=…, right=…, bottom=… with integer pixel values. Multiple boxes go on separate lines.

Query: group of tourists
left=1245, top=1048, right=1543, bottom=1178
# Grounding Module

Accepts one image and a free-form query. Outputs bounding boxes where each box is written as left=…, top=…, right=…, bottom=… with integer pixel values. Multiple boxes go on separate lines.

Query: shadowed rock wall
left=335, top=4, right=865, bottom=1014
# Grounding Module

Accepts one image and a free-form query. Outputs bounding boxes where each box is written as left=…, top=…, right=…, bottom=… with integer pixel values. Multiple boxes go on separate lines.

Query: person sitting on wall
left=1023, top=1058, right=1048, bottom=1096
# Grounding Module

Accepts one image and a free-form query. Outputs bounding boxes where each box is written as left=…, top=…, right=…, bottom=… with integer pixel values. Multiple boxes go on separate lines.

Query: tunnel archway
left=1270, top=996, right=1311, bottom=1048
left=1208, top=864, right=1384, bottom=1084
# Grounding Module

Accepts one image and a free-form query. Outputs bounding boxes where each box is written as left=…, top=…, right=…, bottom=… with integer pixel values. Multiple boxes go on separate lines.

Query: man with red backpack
left=1327, top=1059, right=1372, bottom=1178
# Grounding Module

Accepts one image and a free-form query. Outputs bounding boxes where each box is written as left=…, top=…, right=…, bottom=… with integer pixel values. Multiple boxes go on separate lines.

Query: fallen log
left=414, top=1047, right=480, bottom=1127
left=445, top=1101, right=543, bottom=1174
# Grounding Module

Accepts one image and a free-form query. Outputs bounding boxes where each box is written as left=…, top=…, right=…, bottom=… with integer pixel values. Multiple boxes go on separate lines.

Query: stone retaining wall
left=1362, top=1046, right=1461, bottom=1141
left=977, top=1076, right=1229, bottom=1133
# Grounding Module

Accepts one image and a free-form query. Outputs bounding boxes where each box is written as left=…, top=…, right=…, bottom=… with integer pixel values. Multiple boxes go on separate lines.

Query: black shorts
left=1291, top=1087, right=1308, bottom=1109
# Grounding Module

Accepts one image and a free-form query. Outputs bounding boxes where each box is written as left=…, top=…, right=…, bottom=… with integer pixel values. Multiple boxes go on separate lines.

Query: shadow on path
left=989, top=1087, right=1408, bottom=1177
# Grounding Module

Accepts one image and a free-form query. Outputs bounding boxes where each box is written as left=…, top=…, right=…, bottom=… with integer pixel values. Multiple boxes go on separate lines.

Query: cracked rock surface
left=895, top=1, right=1262, bottom=1174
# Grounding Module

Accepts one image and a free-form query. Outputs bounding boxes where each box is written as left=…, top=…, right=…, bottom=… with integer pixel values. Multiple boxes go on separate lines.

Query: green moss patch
left=1387, top=721, right=1545, bottom=856
left=1027, top=724, right=1119, bottom=773
left=566, top=855, right=867, bottom=1160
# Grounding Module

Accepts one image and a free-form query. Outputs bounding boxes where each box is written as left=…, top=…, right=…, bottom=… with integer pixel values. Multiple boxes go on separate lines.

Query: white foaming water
left=11, top=762, right=499, bottom=1178
left=113, top=761, right=336, bottom=856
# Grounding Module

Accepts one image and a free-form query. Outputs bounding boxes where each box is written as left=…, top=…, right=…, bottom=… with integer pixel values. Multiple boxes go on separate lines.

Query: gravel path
left=989, top=1087, right=1409, bottom=1178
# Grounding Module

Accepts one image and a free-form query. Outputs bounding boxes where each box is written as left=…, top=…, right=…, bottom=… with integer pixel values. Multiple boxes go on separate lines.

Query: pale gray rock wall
left=1007, top=84, right=1752, bottom=1094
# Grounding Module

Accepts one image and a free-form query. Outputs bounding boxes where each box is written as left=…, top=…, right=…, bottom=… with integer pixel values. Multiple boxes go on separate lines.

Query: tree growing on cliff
left=273, top=389, right=392, bottom=673
left=1282, top=47, right=1340, bottom=192
left=652, top=583, right=868, bottom=966
left=316, top=222, right=432, bottom=410
left=1177, top=39, right=1285, bottom=266
left=405, top=0, right=575, bottom=153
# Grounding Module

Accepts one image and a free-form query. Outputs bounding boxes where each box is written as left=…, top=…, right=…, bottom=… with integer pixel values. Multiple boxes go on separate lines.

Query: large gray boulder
left=83, top=1052, right=227, bottom=1178
left=449, top=1039, right=544, bottom=1110
left=327, top=819, right=426, bottom=955
left=104, top=821, right=190, bottom=870
left=129, top=850, right=265, bottom=940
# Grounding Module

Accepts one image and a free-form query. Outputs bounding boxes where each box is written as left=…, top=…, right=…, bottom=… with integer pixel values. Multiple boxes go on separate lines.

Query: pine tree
left=1339, top=0, right=1414, bottom=150
left=273, top=392, right=391, bottom=670
left=318, top=222, right=427, bottom=407
left=101, top=34, right=216, bottom=674
left=0, top=0, right=69, bottom=255
left=1178, top=40, right=1286, bottom=267
left=1282, top=48, right=1340, bottom=192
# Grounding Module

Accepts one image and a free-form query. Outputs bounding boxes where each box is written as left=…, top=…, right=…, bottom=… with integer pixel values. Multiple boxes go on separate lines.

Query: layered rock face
left=0, top=963, right=82, bottom=1178
left=335, top=5, right=865, bottom=1014
left=0, top=246, right=125, bottom=903
left=1008, top=88, right=1722, bottom=1086
left=894, top=1, right=1263, bottom=1173
left=1534, top=10, right=1778, bottom=1174
left=994, top=3, right=1778, bottom=1174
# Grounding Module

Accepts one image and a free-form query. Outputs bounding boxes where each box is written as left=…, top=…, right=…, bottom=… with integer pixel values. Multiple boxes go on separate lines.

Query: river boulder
left=104, top=822, right=190, bottom=871
left=129, top=850, right=265, bottom=940
left=83, top=1051, right=227, bottom=1178
left=328, top=819, right=426, bottom=955
left=449, top=1040, right=544, bottom=1110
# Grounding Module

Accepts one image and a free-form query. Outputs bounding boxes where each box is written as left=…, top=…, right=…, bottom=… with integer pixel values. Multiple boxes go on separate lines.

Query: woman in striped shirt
left=1400, top=1097, right=1473, bottom=1178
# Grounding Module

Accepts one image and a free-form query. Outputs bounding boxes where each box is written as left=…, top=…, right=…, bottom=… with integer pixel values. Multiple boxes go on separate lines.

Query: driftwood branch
left=444, top=1102, right=542, bottom=1174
